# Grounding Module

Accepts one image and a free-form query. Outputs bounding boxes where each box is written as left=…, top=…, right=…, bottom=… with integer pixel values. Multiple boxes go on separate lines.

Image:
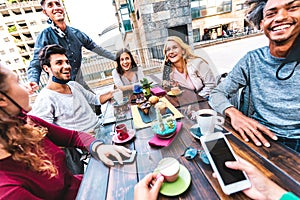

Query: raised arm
left=75, top=28, right=116, bottom=61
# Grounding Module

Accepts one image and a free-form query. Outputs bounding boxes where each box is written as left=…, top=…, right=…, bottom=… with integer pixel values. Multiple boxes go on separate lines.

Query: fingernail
left=158, top=175, right=164, bottom=182
left=265, top=143, right=270, bottom=147
left=245, top=139, right=249, bottom=142
left=272, top=136, right=278, bottom=140
left=256, top=142, right=262, bottom=146
left=156, top=173, right=163, bottom=180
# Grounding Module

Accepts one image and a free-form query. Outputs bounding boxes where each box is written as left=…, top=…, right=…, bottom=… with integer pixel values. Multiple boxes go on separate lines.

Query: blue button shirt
left=27, top=26, right=116, bottom=84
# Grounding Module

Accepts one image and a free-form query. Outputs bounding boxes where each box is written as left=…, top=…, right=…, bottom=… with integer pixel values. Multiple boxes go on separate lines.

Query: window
left=30, top=21, right=37, bottom=26
left=120, top=4, right=132, bottom=32
left=9, top=48, right=14, bottom=53
left=136, top=9, right=140, bottom=20
left=191, top=0, right=232, bottom=19
left=236, top=3, right=248, bottom=11
left=191, top=0, right=200, bottom=18
left=0, top=50, right=5, bottom=55
left=127, top=0, right=134, bottom=13
left=193, top=28, right=201, bottom=42
left=4, top=37, right=10, bottom=42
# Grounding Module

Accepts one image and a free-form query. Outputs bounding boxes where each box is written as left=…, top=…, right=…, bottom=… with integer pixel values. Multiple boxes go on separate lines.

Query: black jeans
left=277, top=137, right=300, bottom=153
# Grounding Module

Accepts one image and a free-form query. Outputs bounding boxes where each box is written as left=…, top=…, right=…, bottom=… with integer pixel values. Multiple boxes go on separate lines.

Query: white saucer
left=189, top=124, right=225, bottom=139
left=167, top=90, right=183, bottom=96
left=112, top=129, right=135, bottom=144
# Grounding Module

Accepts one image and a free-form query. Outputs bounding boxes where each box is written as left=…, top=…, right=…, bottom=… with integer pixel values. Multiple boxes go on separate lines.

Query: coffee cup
left=113, top=89, right=123, bottom=105
left=171, top=87, right=181, bottom=95
left=156, top=157, right=180, bottom=182
left=115, top=123, right=129, bottom=140
left=196, top=109, right=224, bottom=135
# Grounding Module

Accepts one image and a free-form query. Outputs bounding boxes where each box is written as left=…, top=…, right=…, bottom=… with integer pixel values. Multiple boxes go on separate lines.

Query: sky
left=64, top=0, right=118, bottom=40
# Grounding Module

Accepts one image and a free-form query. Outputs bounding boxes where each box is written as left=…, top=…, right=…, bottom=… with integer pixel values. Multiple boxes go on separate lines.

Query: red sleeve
left=0, top=186, right=42, bottom=200
left=28, top=115, right=95, bottom=151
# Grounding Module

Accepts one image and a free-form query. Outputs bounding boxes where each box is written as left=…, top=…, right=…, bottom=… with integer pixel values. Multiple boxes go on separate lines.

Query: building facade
left=114, top=0, right=250, bottom=49
left=114, top=0, right=193, bottom=51
left=0, top=0, right=48, bottom=78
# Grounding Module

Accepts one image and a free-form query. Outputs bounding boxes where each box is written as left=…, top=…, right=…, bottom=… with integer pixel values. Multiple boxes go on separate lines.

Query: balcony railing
left=19, top=45, right=165, bottom=90
left=19, top=31, right=262, bottom=90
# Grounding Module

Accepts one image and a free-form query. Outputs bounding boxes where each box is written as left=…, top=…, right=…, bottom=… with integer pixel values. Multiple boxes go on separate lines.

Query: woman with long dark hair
left=112, top=48, right=145, bottom=91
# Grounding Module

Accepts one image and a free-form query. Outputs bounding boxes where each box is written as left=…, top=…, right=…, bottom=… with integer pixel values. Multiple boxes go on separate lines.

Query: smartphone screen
left=205, top=138, right=247, bottom=185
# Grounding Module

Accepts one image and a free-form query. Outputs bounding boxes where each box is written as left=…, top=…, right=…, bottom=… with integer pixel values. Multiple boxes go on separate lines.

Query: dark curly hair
left=115, top=48, right=138, bottom=75
left=38, top=44, right=67, bottom=74
left=245, top=0, right=268, bottom=29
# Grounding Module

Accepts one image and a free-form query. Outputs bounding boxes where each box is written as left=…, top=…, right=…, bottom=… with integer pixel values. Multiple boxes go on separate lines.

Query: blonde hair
left=0, top=64, right=58, bottom=178
left=161, top=36, right=208, bottom=75
left=163, top=36, right=199, bottom=62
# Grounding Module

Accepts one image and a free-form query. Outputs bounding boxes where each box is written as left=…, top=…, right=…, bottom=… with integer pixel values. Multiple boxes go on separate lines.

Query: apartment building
left=0, top=0, right=48, bottom=79
left=113, top=0, right=250, bottom=50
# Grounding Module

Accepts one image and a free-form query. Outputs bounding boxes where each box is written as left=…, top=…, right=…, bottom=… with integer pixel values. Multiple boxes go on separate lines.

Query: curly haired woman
left=0, top=63, right=131, bottom=199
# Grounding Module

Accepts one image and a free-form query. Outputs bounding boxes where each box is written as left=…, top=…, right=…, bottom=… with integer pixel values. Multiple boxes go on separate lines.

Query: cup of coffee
left=196, top=109, right=224, bottom=135
left=156, top=157, right=180, bottom=182
left=115, top=123, right=129, bottom=140
left=171, top=87, right=181, bottom=95
left=113, top=89, right=123, bottom=105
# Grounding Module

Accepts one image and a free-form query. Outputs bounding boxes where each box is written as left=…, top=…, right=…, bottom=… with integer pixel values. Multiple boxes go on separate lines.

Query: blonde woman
left=162, top=36, right=216, bottom=98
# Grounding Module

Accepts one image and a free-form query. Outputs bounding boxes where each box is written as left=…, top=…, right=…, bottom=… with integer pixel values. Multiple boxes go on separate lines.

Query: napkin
left=150, top=87, right=166, bottom=96
left=148, top=122, right=182, bottom=147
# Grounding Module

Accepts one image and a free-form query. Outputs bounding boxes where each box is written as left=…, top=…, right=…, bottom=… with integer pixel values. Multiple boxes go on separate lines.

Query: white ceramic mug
left=113, top=89, right=123, bottom=105
left=157, top=157, right=180, bottom=182
left=196, top=109, right=224, bottom=135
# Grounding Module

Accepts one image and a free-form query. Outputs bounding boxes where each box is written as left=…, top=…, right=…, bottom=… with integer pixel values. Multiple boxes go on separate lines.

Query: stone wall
left=133, top=0, right=193, bottom=48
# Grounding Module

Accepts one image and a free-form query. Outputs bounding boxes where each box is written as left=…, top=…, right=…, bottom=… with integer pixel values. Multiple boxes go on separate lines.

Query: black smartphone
left=200, top=133, right=251, bottom=195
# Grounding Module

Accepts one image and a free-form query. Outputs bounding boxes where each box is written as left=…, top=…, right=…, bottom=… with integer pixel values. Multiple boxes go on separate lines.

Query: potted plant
left=140, top=78, right=153, bottom=98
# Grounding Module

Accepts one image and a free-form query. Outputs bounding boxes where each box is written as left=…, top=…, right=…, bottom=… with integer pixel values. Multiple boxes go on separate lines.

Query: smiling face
left=120, top=52, right=132, bottom=71
left=42, top=0, right=65, bottom=23
left=262, top=0, right=300, bottom=45
left=43, top=54, right=71, bottom=81
left=165, top=40, right=185, bottom=64
left=0, top=66, right=31, bottom=116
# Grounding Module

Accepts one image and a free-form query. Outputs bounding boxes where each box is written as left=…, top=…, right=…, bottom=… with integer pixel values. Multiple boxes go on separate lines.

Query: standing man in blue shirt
left=27, top=0, right=116, bottom=93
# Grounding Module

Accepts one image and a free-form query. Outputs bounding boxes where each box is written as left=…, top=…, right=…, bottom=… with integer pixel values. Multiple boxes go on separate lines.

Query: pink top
left=0, top=115, right=95, bottom=200
left=172, top=68, right=195, bottom=90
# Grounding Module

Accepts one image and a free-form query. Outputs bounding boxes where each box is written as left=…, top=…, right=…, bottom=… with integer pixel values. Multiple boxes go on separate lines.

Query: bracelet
left=89, top=139, right=104, bottom=153
left=280, top=192, right=299, bottom=200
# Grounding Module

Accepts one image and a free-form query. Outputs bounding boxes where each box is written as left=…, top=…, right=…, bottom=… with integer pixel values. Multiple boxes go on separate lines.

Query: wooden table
left=77, top=95, right=300, bottom=200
